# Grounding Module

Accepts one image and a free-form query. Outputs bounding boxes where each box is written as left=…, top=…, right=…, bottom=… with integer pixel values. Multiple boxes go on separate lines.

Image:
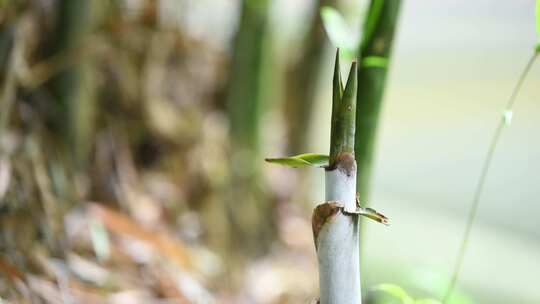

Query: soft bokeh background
left=0, top=0, right=538, bottom=303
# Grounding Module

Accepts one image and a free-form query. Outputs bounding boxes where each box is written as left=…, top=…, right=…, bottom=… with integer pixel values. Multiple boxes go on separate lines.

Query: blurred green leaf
left=373, top=284, right=414, bottom=304
left=373, top=284, right=443, bottom=304
left=536, top=0, right=540, bottom=39
left=415, top=299, right=442, bottom=304
left=320, top=7, right=358, bottom=58
left=265, top=153, right=329, bottom=168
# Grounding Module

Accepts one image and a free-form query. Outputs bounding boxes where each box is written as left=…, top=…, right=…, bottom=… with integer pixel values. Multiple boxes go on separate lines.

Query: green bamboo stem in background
left=354, top=0, right=401, bottom=200
left=44, top=0, right=94, bottom=168
left=0, top=24, right=15, bottom=135
left=225, top=0, right=273, bottom=256
left=285, top=0, right=335, bottom=154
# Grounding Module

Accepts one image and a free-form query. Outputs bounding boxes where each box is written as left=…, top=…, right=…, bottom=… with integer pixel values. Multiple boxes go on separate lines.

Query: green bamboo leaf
left=358, top=207, right=389, bottom=225
left=320, top=6, right=358, bottom=57
left=265, top=153, right=329, bottom=168
left=373, top=284, right=414, bottom=304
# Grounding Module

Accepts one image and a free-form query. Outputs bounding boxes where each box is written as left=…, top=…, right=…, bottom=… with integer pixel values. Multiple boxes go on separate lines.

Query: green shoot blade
left=334, top=48, right=344, bottom=98
left=329, top=57, right=357, bottom=165
left=265, top=153, right=329, bottom=168
left=340, top=61, right=357, bottom=154
left=329, top=49, right=344, bottom=161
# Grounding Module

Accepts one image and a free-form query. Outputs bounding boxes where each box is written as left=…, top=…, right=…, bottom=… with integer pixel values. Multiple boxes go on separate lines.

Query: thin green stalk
left=354, top=0, right=401, bottom=200
left=443, top=51, right=539, bottom=303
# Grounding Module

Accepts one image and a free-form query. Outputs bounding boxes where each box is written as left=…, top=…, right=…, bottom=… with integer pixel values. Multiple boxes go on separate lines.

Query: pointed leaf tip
left=330, top=48, right=344, bottom=162
left=333, top=48, right=344, bottom=97
left=340, top=61, right=357, bottom=153
left=343, top=62, right=357, bottom=106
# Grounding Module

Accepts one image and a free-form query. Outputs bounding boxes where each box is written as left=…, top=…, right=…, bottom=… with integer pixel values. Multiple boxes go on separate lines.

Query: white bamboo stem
left=313, top=155, right=361, bottom=304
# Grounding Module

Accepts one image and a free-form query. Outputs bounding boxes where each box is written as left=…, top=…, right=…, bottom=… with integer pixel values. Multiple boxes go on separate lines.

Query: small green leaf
left=373, top=284, right=414, bottom=304
left=265, top=153, right=329, bottom=168
left=321, top=6, right=358, bottom=57
left=358, top=207, right=389, bottom=225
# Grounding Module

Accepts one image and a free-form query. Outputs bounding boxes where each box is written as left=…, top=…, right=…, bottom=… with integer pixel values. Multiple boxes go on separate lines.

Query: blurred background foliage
left=0, top=0, right=539, bottom=303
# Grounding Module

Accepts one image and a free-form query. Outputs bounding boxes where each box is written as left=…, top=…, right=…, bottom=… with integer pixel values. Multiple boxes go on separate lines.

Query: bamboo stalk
left=354, top=0, right=401, bottom=199
left=44, top=0, right=94, bottom=168
left=266, top=52, right=374, bottom=303
left=224, top=0, right=273, bottom=255
left=313, top=56, right=361, bottom=304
